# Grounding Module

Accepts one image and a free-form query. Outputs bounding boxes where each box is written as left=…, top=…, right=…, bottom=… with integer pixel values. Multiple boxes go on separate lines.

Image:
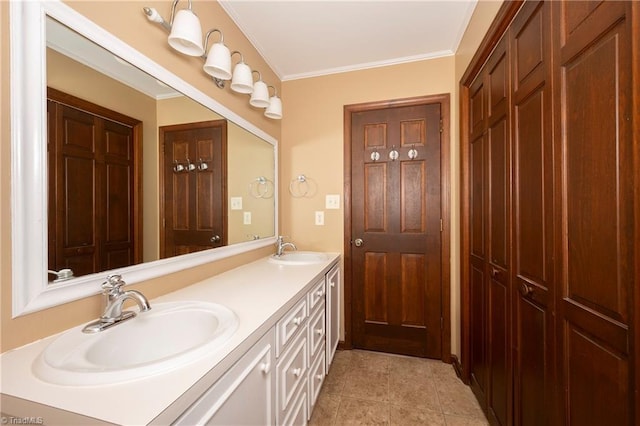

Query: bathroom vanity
left=0, top=253, right=341, bottom=425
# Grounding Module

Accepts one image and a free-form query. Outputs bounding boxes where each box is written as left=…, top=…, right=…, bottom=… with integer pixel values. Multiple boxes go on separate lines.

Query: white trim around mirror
left=10, top=0, right=279, bottom=317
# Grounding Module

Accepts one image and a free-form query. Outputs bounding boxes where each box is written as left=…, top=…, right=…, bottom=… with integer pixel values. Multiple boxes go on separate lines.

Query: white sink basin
left=268, top=251, right=329, bottom=265
left=33, top=301, right=238, bottom=386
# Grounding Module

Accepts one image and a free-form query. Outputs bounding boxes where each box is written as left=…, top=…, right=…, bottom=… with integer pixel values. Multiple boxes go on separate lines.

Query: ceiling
left=219, top=0, right=478, bottom=81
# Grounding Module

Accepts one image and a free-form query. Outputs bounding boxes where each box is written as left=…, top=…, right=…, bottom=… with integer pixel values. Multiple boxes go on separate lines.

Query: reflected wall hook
left=173, top=160, right=185, bottom=172
left=389, top=146, right=399, bottom=161
left=198, top=158, right=208, bottom=171
left=408, top=145, right=418, bottom=160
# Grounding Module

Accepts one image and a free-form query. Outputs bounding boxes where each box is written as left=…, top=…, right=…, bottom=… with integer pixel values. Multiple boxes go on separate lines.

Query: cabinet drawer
left=276, top=297, right=308, bottom=357
left=308, top=277, right=325, bottom=312
left=282, top=377, right=308, bottom=426
left=276, top=329, right=308, bottom=423
left=308, top=301, right=326, bottom=358
left=308, top=343, right=326, bottom=419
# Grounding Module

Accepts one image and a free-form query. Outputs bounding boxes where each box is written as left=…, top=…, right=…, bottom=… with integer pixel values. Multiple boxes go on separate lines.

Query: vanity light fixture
left=250, top=71, right=270, bottom=108
left=230, top=51, right=254, bottom=94
left=167, top=0, right=204, bottom=56
left=143, top=1, right=283, bottom=119
left=265, top=86, right=283, bottom=119
left=203, top=29, right=232, bottom=81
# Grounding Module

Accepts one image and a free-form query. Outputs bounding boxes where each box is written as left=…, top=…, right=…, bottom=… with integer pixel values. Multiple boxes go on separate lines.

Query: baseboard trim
left=451, top=354, right=463, bottom=379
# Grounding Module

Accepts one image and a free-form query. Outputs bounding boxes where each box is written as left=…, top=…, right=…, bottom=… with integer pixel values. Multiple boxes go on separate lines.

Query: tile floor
left=309, top=350, right=489, bottom=426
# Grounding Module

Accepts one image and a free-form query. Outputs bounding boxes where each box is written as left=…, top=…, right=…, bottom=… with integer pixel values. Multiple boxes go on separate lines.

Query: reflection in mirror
left=45, top=17, right=275, bottom=283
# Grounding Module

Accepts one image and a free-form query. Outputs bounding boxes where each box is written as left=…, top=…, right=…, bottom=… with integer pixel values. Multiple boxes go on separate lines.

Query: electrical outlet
left=315, top=211, right=325, bottom=226
left=326, top=194, right=340, bottom=209
left=231, top=197, right=243, bottom=210
left=243, top=211, right=252, bottom=225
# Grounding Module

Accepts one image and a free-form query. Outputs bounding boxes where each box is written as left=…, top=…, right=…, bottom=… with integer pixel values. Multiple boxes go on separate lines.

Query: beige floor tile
left=311, top=350, right=488, bottom=425
left=388, top=354, right=433, bottom=379
left=309, top=392, right=341, bottom=426
left=323, top=365, right=349, bottom=396
left=388, top=373, right=441, bottom=413
left=389, top=404, right=446, bottom=426
left=350, top=350, right=391, bottom=372
left=444, top=413, right=490, bottom=425
left=334, top=397, right=390, bottom=425
left=436, top=380, right=485, bottom=418
left=342, top=367, right=389, bottom=402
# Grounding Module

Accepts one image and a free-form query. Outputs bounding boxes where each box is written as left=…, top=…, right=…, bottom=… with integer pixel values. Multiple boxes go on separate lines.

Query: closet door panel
left=511, top=2, right=555, bottom=425
left=554, top=1, right=633, bottom=423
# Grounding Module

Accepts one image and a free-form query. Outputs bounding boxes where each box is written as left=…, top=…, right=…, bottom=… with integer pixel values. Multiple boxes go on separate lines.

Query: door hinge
left=440, top=219, right=443, bottom=232
left=440, top=317, right=444, bottom=329
left=439, top=119, right=443, bottom=133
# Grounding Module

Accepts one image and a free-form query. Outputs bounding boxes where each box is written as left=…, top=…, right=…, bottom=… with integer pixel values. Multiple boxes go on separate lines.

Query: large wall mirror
left=11, top=1, right=278, bottom=317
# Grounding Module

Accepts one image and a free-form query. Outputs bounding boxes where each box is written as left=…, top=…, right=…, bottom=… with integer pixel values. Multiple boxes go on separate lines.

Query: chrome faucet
left=83, top=274, right=151, bottom=333
left=275, top=235, right=297, bottom=256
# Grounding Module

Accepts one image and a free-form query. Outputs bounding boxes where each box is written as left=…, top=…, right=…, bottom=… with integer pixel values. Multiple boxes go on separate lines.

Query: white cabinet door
left=325, top=263, right=341, bottom=369
left=174, top=329, right=276, bottom=426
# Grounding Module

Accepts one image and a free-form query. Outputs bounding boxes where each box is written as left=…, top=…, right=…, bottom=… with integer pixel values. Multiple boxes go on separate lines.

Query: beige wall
left=1, top=0, right=280, bottom=352
left=279, top=0, right=503, bottom=358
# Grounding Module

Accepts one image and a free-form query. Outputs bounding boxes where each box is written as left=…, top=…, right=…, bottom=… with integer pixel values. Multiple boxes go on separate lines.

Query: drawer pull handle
left=260, top=362, right=271, bottom=374
left=293, top=317, right=302, bottom=326
left=292, top=368, right=302, bottom=378
left=491, top=268, right=500, bottom=278
left=316, top=374, right=323, bottom=380
left=330, top=282, right=335, bottom=288
left=315, top=328, right=323, bottom=335
left=316, top=290, right=324, bottom=297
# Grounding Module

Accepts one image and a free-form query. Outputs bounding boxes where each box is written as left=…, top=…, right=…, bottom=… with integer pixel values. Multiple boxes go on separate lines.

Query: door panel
left=511, top=2, right=554, bottom=425
left=554, top=1, right=633, bottom=423
left=48, top=92, right=137, bottom=277
left=351, top=102, right=442, bottom=358
left=161, top=121, right=227, bottom=257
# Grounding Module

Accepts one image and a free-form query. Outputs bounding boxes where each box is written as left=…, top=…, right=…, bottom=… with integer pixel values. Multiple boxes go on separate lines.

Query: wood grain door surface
left=47, top=89, right=140, bottom=277
left=161, top=120, right=227, bottom=258
left=350, top=102, right=443, bottom=358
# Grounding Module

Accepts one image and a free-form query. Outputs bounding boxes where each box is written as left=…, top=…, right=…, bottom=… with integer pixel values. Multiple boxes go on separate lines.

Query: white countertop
left=0, top=253, right=340, bottom=425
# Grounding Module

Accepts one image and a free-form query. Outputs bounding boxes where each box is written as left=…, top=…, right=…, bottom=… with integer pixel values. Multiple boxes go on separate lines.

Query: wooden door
left=161, top=120, right=227, bottom=258
left=349, top=99, right=443, bottom=358
left=468, top=71, right=489, bottom=404
left=553, top=1, right=635, bottom=424
left=511, top=2, right=556, bottom=425
left=47, top=88, right=140, bottom=277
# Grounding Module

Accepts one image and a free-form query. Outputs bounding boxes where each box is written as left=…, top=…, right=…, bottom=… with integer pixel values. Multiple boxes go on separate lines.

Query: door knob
left=354, top=238, right=364, bottom=247
left=210, top=235, right=221, bottom=243
left=519, top=282, right=534, bottom=297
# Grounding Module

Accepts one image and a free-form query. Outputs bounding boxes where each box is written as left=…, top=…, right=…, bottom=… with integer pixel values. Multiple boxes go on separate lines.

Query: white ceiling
left=219, top=0, right=478, bottom=81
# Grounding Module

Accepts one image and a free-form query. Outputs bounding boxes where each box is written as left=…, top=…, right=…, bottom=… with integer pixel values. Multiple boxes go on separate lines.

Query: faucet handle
left=102, top=274, right=125, bottom=294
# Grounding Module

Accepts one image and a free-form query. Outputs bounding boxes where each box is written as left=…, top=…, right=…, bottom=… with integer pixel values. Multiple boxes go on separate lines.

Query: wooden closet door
left=485, top=35, right=510, bottom=426
left=510, top=2, right=556, bottom=425
left=468, top=72, right=488, bottom=404
left=553, top=1, right=634, bottom=424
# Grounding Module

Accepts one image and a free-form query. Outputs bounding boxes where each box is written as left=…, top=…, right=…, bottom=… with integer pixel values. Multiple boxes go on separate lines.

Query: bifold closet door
left=553, top=1, right=635, bottom=424
left=510, top=1, right=556, bottom=425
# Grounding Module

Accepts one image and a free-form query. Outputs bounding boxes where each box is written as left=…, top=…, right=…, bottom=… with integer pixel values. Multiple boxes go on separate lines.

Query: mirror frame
left=10, top=0, right=279, bottom=317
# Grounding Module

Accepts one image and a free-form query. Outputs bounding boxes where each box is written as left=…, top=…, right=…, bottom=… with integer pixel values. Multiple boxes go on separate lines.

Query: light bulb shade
left=250, top=80, right=270, bottom=108
left=203, top=43, right=232, bottom=80
left=168, top=9, right=204, bottom=56
left=230, top=62, right=254, bottom=94
left=265, top=96, right=283, bottom=119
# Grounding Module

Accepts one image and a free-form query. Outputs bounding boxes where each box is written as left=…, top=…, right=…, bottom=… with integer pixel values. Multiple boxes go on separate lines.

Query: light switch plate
left=325, top=194, right=340, bottom=209
left=315, top=211, right=325, bottom=226
left=231, top=197, right=243, bottom=210
left=243, top=211, right=252, bottom=225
